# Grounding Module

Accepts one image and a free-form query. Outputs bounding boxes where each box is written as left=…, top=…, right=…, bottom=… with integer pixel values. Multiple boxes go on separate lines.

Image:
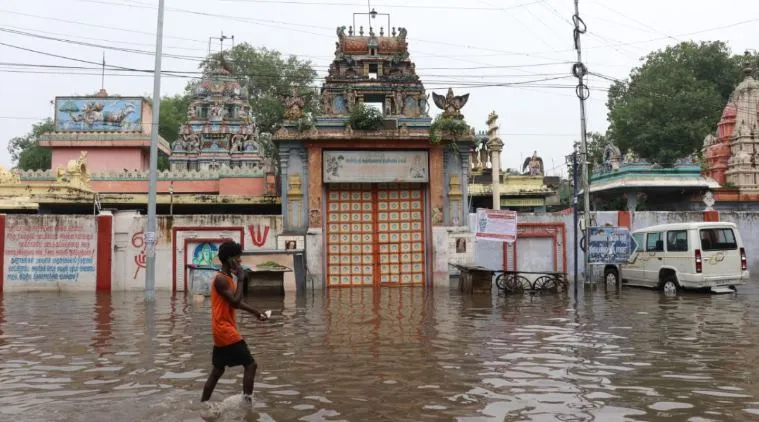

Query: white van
left=603, top=222, right=749, bottom=294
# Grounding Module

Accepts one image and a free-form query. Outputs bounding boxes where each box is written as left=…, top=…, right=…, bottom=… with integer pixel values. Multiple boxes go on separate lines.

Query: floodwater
left=3, top=284, right=759, bottom=422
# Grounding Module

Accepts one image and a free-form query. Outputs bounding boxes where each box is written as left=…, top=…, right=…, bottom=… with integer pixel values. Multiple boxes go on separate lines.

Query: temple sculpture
left=432, top=88, right=469, bottom=119
left=170, top=57, right=266, bottom=172
left=522, top=151, right=544, bottom=176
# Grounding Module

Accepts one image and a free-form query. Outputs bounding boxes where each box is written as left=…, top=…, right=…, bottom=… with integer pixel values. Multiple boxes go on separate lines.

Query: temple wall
left=470, top=210, right=759, bottom=283
left=18, top=169, right=267, bottom=195
left=0, top=212, right=286, bottom=293
left=52, top=148, right=147, bottom=173
left=4, top=210, right=759, bottom=293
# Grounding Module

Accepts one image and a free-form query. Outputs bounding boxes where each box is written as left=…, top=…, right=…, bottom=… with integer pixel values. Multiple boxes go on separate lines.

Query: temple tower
left=169, top=58, right=267, bottom=174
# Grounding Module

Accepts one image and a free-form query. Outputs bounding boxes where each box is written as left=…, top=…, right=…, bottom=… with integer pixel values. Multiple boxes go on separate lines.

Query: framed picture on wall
left=456, top=238, right=467, bottom=253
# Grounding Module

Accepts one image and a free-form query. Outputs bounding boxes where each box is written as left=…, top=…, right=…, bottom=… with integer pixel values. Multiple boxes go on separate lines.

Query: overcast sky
left=1, top=0, right=756, bottom=177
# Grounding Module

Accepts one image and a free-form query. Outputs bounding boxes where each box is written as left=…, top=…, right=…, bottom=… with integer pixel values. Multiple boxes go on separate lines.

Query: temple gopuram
left=1, top=61, right=278, bottom=214
left=273, top=21, right=475, bottom=288
left=703, top=54, right=759, bottom=209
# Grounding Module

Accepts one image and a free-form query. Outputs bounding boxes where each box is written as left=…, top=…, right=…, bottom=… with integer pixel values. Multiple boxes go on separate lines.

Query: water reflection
left=2, top=285, right=759, bottom=420
left=91, top=293, right=113, bottom=354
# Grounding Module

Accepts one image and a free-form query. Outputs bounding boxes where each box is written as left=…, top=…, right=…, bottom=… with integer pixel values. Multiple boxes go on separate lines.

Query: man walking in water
left=201, top=241, right=268, bottom=406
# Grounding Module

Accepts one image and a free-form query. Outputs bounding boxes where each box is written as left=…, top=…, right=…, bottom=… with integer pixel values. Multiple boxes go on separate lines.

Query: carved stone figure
left=345, top=89, right=356, bottom=112
left=602, top=143, right=622, bottom=171
left=399, top=123, right=409, bottom=137
left=209, top=103, right=225, bottom=121
left=432, top=88, right=469, bottom=119
left=56, top=150, right=90, bottom=189
left=309, top=209, right=321, bottom=226
left=283, top=87, right=306, bottom=121
left=522, top=151, right=544, bottom=176
left=478, top=143, right=489, bottom=170
left=230, top=134, right=244, bottom=152
left=0, top=165, right=20, bottom=184
left=243, top=137, right=256, bottom=152
left=384, top=97, right=392, bottom=115
left=419, top=93, right=429, bottom=116
left=179, top=126, right=200, bottom=153
left=322, top=92, right=333, bottom=115
left=394, top=90, right=404, bottom=115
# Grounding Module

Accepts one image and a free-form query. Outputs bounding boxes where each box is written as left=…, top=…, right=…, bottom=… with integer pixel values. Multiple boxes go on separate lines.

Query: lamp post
left=145, top=0, right=165, bottom=301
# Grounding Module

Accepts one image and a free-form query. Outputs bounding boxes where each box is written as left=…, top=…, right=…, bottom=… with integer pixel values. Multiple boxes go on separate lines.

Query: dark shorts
left=212, top=340, right=254, bottom=369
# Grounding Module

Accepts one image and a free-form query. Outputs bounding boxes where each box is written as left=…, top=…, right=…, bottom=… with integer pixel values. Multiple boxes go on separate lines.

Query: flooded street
left=3, top=283, right=759, bottom=421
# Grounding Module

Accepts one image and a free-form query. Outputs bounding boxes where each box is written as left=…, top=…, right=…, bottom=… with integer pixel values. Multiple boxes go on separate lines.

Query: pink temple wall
left=52, top=148, right=148, bottom=173
left=140, top=101, right=153, bottom=134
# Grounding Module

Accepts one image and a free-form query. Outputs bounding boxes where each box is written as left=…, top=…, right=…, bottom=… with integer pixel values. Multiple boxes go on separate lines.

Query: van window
left=667, top=230, right=688, bottom=252
left=646, top=232, right=664, bottom=252
left=700, top=228, right=737, bottom=251
left=632, top=233, right=644, bottom=253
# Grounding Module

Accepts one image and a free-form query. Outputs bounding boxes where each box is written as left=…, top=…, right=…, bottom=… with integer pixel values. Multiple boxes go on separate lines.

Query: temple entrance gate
left=326, top=183, right=426, bottom=287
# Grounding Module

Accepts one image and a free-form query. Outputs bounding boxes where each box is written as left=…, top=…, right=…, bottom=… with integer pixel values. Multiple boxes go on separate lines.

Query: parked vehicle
left=603, top=222, right=749, bottom=295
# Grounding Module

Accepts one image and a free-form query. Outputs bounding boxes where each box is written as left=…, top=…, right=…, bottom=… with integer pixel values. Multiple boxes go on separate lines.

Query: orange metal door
left=326, top=183, right=425, bottom=287
left=375, top=183, right=426, bottom=285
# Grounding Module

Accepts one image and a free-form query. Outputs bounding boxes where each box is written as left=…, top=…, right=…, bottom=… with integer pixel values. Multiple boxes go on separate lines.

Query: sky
left=0, top=0, right=757, bottom=178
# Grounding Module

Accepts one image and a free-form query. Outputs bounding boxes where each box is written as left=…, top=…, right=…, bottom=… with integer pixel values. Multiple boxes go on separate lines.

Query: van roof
left=633, top=221, right=738, bottom=233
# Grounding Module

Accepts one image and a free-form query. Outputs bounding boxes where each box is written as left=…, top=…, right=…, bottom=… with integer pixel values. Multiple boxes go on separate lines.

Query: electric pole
left=145, top=0, right=165, bottom=301
left=572, top=0, right=591, bottom=283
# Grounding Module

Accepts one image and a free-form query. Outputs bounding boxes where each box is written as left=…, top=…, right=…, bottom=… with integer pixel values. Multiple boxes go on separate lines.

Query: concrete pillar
left=486, top=111, right=504, bottom=210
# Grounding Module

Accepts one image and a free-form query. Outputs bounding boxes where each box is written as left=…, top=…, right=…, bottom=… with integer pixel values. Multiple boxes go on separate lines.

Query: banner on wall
left=4, top=216, right=98, bottom=284
left=475, top=208, right=518, bottom=243
left=323, top=150, right=429, bottom=183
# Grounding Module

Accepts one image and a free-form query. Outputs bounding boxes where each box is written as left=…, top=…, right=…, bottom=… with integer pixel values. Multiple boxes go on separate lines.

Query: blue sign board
left=587, top=227, right=636, bottom=264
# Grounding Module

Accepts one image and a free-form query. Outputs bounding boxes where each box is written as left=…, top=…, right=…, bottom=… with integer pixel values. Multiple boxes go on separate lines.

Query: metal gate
left=326, top=183, right=426, bottom=287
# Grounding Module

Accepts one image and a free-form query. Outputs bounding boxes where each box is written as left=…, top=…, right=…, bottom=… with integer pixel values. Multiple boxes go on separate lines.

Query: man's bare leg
left=242, top=361, right=257, bottom=400
left=201, top=366, right=225, bottom=402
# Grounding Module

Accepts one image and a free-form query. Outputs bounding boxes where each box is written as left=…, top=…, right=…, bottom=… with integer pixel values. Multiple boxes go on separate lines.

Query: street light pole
left=145, top=0, right=165, bottom=301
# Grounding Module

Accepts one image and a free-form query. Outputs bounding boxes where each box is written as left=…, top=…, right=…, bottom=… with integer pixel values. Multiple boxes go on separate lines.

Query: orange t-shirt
left=210, top=272, right=242, bottom=347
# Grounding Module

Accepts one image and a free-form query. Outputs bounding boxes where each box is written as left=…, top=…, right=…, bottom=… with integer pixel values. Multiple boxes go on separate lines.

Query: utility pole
left=145, top=0, right=165, bottom=301
left=572, top=151, right=579, bottom=298
left=572, top=0, right=591, bottom=283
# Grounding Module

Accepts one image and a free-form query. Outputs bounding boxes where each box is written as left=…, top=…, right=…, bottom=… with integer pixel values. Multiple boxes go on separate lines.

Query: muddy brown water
left=3, top=283, right=759, bottom=421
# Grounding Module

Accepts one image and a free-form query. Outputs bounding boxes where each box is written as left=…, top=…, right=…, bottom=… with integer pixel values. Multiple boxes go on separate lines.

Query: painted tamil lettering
left=4, top=216, right=97, bottom=283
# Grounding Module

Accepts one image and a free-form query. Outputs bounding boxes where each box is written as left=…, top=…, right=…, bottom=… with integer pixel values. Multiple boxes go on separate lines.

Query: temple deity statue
left=432, top=88, right=469, bottom=119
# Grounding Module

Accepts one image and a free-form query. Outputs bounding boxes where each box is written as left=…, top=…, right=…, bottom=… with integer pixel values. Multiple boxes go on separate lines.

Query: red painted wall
left=96, top=214, right=113, bottom=292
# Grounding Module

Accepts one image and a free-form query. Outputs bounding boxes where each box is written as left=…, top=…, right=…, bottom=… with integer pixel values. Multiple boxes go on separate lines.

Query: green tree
left=569, top=131, right=608, bottom=177
left=157, top=94, right=191, bottom=170
left=199, top=43, right=318, bottom=133
left=607, top=41, right=747, bottom=165
left=7, top=118, right=54, bottom=170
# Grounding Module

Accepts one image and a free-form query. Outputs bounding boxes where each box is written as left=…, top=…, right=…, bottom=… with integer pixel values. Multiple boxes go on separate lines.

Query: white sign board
left=323, top=150, right=429, bottom=183
left=5, top=216, right=98, bottom=285
left=475, top=209, right=518, bottom=243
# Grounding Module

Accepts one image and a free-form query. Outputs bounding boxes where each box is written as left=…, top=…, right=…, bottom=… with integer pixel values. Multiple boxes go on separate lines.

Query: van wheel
left=661, top=277, right=678, bottom=296
left=604, top=268, right=619, bottom=289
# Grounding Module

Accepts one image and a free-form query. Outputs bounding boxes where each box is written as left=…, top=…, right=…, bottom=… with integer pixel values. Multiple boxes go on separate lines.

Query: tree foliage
left=568, top=132, right=608, bottom=179
left=156, top=94, right=191, bottom=170
left=607, top=41, right=747, bottom=165
left=7, top=119, right=54, bottom=170
left=200, top=43, right=318, bottom=133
